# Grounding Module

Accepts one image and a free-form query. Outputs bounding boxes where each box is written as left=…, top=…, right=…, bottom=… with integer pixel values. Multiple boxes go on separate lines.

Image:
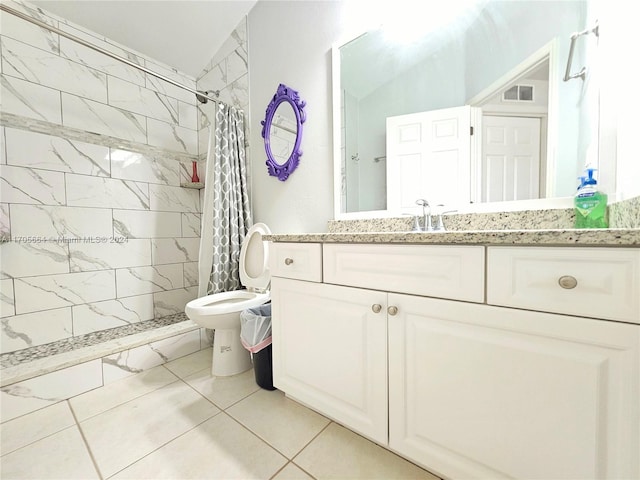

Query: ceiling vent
left=503, top=84, right=534, bottom=102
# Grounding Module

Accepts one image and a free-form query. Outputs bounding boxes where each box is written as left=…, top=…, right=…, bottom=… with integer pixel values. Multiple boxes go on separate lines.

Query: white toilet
left=185, top=223, right=271, bottom=376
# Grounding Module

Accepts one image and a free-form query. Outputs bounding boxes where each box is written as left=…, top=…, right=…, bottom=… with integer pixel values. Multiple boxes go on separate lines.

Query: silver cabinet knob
left=558, top=275, right=578, bottom=289
left=387, top=306, right=398, bottom=316
left=284, top=258, right=294, bottom=265
left=372, top=304, right=382, bottom=313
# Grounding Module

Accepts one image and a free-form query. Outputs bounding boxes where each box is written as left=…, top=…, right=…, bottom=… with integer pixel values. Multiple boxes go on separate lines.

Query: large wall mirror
left=333, top=0, right=603, bottom=218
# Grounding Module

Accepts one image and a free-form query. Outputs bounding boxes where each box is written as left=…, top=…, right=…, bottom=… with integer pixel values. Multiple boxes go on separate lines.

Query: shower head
left=196, top=90, right=220, bottom=104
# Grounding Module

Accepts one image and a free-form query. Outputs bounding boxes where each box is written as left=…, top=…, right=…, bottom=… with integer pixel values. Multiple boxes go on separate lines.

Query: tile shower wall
left=196, top=18, right=249, bottom=162
left=0, top=0, right=204, bottom=355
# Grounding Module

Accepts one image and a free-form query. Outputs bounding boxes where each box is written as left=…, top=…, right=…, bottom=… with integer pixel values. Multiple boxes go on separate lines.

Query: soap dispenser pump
left=574, top=168, right=608, bottom=228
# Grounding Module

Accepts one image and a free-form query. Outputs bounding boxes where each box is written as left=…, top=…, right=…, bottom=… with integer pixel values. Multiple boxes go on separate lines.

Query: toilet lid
left=239, top=223, right=271, bottom=291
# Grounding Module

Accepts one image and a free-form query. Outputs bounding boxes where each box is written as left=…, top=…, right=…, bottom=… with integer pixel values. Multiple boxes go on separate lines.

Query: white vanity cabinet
left=271, top=277, right=389, bottom=444
left=388, top=294, right=639, bottom=479
left=271, top=242, right=485, bottom=445
left=270, top=242, right=388, bottom=442
left=270, top=241, right=640, bottom=480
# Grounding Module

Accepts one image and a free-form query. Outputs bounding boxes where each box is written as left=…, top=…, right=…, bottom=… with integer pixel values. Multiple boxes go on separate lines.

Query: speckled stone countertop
left=265, top=228, right=640, bottom=246
left=268, top=197, right=640, bottom=246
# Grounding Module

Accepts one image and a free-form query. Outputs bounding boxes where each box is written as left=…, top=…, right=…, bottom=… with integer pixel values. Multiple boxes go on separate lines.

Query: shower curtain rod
left=0, top=4, right=220, bottom=105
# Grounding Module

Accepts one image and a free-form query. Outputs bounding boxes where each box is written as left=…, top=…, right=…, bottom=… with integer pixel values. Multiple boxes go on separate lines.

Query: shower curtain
left=198, top=103, right=252, bottom=296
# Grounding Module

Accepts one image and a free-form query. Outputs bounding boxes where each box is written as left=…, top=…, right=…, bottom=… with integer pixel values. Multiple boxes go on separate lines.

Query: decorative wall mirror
left=261, top=83, right=306, bottom=181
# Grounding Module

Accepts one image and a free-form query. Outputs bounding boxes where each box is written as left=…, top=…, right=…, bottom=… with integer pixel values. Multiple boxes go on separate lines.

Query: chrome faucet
left=415, top=199, right=433, bottom=231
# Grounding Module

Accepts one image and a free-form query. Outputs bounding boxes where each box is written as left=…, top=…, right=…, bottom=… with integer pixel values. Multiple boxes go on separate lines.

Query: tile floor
left=0, top=348, right=440, bottom=479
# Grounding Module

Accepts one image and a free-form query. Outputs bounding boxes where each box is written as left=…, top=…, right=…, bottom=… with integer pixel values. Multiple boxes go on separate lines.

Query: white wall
left=598, top=0, right=640, bottom=200
left=248, top=1, right=344, bottom=233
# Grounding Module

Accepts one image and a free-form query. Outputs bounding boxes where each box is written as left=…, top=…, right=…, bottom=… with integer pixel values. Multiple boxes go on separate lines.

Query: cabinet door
left=388, top=294, right=639, bottom=480
left=271, top=277, right=388, bottom=444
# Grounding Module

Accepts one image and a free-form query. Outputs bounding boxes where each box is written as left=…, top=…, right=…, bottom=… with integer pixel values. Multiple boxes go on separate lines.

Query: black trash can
left=240, top=304, right=276, bottom=390
left=252, top=343, right=275, bottom=390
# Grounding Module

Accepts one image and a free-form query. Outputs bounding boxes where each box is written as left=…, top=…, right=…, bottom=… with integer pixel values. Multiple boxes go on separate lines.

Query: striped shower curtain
left=198, top=103, right=252, bottom=296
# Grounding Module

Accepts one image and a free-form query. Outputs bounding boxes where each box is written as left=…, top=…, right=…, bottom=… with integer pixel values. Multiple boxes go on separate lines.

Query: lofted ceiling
left=29, top=0, right=258, bottom=78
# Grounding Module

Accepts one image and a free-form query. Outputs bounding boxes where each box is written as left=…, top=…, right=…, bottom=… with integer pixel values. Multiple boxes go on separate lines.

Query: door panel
left=387, top=106, right=476, bottom=211
left=482, top=115, right=541, bottom=202
left=388, top=294, right=639, bottom=479
left=271, top=277, right=388, bottom=444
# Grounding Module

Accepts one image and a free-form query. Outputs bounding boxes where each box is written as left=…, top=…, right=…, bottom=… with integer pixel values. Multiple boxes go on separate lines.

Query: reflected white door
left=386, top=106, right=478, bottom=212
left=482, top=116, right=541, bottom=202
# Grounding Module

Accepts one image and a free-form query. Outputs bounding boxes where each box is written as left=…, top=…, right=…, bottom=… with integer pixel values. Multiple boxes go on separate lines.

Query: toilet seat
left=239, top=223, right=271, bottom=292
left=186, top=290, right=270, bottom=317
left=184, top=222, right=272, bottom=330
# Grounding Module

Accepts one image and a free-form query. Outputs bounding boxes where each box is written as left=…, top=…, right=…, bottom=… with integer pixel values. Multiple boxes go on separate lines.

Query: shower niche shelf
left=180, top=182, right=204, bottom=189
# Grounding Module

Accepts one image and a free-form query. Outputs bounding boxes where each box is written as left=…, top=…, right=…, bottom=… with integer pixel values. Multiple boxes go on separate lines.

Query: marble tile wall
left=0, top=0, right=206, bottom=355
left=0, top=0, right=199, bottom=155
left=196, top=17, right=249, bottom=161
left=0, top=124, right=203, bottom=355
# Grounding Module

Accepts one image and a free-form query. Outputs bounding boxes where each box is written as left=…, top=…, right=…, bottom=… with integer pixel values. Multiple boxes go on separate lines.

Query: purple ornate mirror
left=261, top=84, right=306, bottom=181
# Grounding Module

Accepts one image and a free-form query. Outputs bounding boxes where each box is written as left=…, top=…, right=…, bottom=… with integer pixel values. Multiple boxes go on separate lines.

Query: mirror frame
left=261, top=83, right=306, bottom=181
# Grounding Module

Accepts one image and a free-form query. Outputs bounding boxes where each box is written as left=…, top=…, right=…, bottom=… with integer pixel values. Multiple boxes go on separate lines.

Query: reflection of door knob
left=372, top=304, right=382, bottom=313
left=387, top=306, right=398, bottom=316
left=284, top=258, right=294, bottom=265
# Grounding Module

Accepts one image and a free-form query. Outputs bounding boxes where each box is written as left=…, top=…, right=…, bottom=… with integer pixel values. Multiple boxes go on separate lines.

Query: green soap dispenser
left=574, top=168, right=608, bottom=228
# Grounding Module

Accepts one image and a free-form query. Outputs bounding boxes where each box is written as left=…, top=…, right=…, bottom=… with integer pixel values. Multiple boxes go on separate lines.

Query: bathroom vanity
left=267, top=230, right=640, bottom=480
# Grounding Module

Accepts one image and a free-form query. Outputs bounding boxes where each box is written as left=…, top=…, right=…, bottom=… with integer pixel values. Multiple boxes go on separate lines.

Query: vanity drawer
left=323, top=244, right=485, bottom=303
left=487, top=247, right=640, bottom=323
left=269, top=242, right=322, bottom=282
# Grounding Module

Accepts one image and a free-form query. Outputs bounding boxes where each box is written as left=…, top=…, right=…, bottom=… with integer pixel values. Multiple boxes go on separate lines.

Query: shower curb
left=0, top=315, right=201, bottom=387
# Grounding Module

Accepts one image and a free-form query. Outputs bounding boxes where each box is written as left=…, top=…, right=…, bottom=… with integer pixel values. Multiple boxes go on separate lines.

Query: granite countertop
left=264, top=228, right=640, bottom=246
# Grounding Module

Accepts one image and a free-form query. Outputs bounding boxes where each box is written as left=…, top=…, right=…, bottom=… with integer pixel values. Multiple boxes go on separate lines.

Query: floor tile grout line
left=221, top=392, right=332, bottom=465
left=289, top=419, right=333, bottom=464
left=268, top=460, right=317, bottom=480
left=70, top=374, right=182, bottom=423
left=2, top=375, right=439, bottom=479
left=103, top=409, right=222, bottom=479
left=162, top=364, right=311, bottom=467
left=68, top=399, right=105, bottom=480
left=289, top=460, right=319, bottom=480
left=0, top=402, right=77, bottom=458
left=310, top=421, right=443, bottom=480
left=66, top=368, right=208, bottom=478
left=0, top=399, right=64, bottom=427
left=220, top=408, right=296, bottom=465
left=219, top=384, right=262, bottom=410
left=9, top=344, right=439, bottom=480
left=174, top=365, right=232, bottom=409
left=267, top=419, right=332, bottom=480
left=175, top=364, right=262, bottom=412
